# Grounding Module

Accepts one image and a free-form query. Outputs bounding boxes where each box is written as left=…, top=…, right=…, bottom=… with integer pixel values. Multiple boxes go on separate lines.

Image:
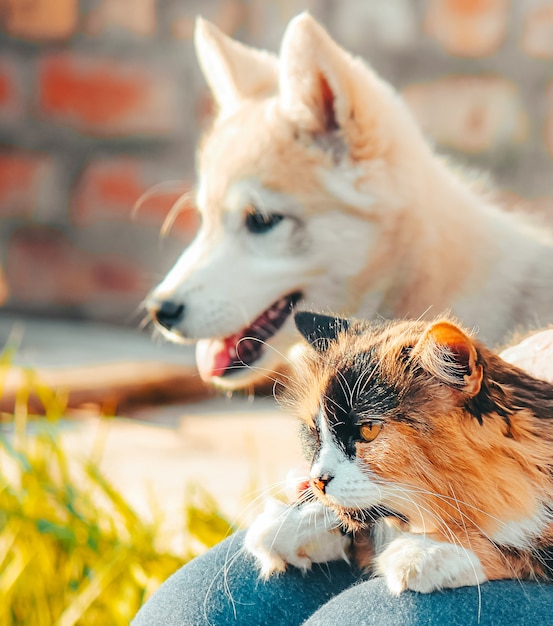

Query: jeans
left=132, top=531, right=553, bottom=626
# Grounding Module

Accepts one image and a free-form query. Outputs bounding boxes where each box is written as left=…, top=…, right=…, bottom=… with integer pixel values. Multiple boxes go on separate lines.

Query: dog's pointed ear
left=413, top=320, right=483, bottom=397
left=279, top=13, right=349, bottom=133
left=295, top=311, right=350, bottom=353
left=278, top=13, right=394, bottom=162
left=194, top=18, right=278, bottom=117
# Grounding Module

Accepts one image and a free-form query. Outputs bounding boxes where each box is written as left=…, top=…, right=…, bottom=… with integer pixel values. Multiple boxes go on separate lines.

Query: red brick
left=72, top=158, right=199, bottom=239
left=2, top=0, right=77, bottom=41
left=403, top=76, right=527, bottom=153
left=6, top=228, right=145, bottom=307
left=0, top=76, right=9, bottom=104
left=522, top=4, right=553, bottom=59
left=37, top=53, right=177, bottom=136
left=0, top=152, right=53, bottom=217
left=0, top=59, right=22, bottom=122
left=85, top=0, right=157, bottom=37
left=425, top=0, right=508, bottom=57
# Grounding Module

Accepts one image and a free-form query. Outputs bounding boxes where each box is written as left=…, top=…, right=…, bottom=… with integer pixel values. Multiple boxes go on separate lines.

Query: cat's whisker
left=350, top=363, right=372, bottom=402
left=205, top=531, right=253, bottom=623
left=388, top=482, right=533, bottom=589
left=389, top=480, right=500, bottom=527
left=369, top=476, right=489, bottom=556
left=399, top=482, right=524, bottom=540
left=237, top=336, right=296, bottom=372
left=244, top=313, right=553, bottom=599
left=414, top=305, right=434, bottom=324
left=229, top=336, right=306, bottom=400
left=237, top=483, right=303, bottom=521
left=320, top=392, right=345, bottom=415
left=221, top=361, right=292, bottom=387
left=331, top=369, right=355, bottom=414
left=383, top=488, right=458, bottom=546
left=225, top=478, right=314, bottom=554
left=352, top=365, right=378, bottom=409
left=264, top=503, right=301, bottom=557
left=446, top=482, right=484, bottom=618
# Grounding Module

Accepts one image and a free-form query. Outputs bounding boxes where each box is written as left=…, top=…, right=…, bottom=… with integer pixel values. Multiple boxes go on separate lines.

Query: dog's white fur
left=149, top=13, right=553, bottom=389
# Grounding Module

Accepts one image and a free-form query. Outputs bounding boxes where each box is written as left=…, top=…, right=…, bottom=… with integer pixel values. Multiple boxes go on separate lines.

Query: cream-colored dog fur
left=149, top=13, right=553, bottom=389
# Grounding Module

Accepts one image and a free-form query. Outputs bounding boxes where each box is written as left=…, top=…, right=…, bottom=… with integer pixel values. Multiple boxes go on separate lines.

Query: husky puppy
left=147, top=13, right=553, bottom=390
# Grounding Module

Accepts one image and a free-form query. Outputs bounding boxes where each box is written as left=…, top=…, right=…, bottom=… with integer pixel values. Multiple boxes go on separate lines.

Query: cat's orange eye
left=359, top=422, right=383, bottom=442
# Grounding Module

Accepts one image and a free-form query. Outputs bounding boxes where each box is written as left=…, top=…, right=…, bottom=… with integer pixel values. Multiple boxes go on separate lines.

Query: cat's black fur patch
left=466, top=354, right=553, bottom=427
left=322, top=349, right=400, bottom=458
left=535, top=545, right=553, bottom=579
left=294, top=311, right=350, bottom=353
left=498, top=544, right=553, bottom=580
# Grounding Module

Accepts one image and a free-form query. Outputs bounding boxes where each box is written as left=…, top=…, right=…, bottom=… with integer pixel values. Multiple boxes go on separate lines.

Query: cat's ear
left=413, top=321, right=483, bottom=397
left=195, top=18, right=278, bottom=117
left=294, top=311, right=349, bottom=353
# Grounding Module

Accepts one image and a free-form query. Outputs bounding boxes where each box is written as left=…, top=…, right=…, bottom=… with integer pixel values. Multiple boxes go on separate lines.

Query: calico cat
left=245, top=312, right=553, bottom=593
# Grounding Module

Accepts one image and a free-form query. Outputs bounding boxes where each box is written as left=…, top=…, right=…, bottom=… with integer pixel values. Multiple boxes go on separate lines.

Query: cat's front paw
left=244, top=497, right=350, bottom=579
left=376, top=534, right=487, bottom=594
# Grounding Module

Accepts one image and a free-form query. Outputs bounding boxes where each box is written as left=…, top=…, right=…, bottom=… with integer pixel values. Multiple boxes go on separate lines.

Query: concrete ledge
left=0, top=313, right=210, bottom=413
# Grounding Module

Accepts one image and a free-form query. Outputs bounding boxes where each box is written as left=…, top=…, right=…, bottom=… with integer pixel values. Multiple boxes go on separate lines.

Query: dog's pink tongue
left=196, top=335, right=239, bottom=381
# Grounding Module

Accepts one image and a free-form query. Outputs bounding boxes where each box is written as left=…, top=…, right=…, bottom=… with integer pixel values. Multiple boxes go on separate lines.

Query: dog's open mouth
left=196, top=292, right=302, bottom=380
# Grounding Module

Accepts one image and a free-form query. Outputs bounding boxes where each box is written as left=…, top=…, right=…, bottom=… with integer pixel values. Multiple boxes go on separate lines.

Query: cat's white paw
left=376, top=534, right=487, bottom=594
left=244, top=498, right=351, bottom=578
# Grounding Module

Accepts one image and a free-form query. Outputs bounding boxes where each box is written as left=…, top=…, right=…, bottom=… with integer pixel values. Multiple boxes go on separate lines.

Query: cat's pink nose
left=312, top=474, right=333, bottom=494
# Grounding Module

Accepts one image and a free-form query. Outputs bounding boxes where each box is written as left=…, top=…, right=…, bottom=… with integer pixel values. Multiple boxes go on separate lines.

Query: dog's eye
left=359, top=422, right=383, bottom=443
left=245, top=210, right=284, bottom=234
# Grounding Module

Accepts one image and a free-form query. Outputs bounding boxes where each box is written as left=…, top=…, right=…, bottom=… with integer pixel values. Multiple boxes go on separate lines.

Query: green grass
left=0, top=349, right=235, bottom=625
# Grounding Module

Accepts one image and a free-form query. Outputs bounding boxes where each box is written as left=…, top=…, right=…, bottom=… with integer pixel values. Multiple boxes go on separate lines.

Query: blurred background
left=1, top=0, right=552, bottom=623
left=0, top=0, right=552, bottom=325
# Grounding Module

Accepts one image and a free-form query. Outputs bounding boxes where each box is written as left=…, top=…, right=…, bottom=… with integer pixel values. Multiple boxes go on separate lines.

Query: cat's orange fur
left=282, top=314, right=553, bottom=586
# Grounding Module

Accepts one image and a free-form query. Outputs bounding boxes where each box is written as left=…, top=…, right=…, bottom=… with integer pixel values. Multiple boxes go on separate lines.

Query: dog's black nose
left=152, top=300, right=185, bottom=330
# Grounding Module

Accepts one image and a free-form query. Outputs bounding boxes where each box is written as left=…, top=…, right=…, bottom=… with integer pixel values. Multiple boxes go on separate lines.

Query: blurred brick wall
left=0, top=0, right=552, bottom=323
